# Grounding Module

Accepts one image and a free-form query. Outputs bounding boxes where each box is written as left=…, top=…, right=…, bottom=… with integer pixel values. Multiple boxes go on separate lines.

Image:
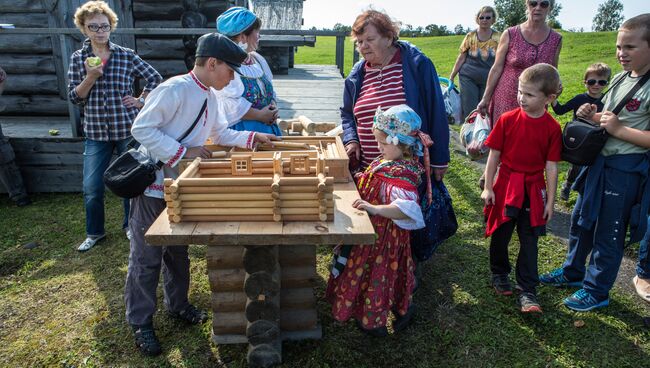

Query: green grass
left=1, top=32, right=649, bottom=367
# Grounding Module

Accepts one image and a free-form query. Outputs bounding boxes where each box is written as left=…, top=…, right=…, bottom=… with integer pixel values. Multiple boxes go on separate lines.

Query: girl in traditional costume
left=326, top=104, right=432, bottom=336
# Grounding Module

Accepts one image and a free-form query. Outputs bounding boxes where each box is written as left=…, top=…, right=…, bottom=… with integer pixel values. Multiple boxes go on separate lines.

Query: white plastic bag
left=460, top=109, right=490, bottom=160
left=439, top=77, right=462, bottom=125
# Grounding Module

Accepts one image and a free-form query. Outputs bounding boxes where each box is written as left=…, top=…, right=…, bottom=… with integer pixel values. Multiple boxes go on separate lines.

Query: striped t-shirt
left=353, top=50, right=407, bottom=167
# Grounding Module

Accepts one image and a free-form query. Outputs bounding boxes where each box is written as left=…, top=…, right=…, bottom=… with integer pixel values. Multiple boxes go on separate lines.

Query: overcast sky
left=300, top=0, right=647, bottom=31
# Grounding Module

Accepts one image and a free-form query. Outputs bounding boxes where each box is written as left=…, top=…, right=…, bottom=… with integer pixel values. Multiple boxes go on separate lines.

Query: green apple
left=87, top=56, right=102, bottom=67
left=48, top=129, right=60, bottom=136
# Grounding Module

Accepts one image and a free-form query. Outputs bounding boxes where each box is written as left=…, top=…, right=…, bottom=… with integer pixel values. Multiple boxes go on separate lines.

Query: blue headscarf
left=217, top=7, right=257, bottom=36
left=373, top=105, right=424, bottom=156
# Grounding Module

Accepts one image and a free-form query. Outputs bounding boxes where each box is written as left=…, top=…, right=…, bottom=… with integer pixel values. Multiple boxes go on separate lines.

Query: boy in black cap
left=125, top=33, right=277, bottom=356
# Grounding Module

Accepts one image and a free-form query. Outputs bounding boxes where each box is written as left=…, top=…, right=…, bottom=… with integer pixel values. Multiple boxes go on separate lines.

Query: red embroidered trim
left=246, top=132, right=255, bottom=149
left=147, top=184, right=164, bottom=192
left=189, top=71, right=208, bottom=91
left=168, top=146, right=185, bottom=167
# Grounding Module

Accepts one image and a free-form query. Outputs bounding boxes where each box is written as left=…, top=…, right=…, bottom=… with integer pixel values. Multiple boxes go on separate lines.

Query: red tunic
left=483, top=108, right=562, bottom=236
left=326, top=159, right=422, bottom=329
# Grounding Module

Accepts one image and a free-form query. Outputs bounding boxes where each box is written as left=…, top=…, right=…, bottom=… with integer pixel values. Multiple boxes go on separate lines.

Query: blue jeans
left=637, top=216, right=650, bottom=279
left=83, top=138, right=130, bottom=237
left=561, top=167, right=641, bottom=300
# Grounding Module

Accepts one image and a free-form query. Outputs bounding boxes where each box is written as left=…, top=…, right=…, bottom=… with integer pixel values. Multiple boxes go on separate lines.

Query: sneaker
left=355, top=320, right=388, bottom=337
left=560, top=183, right=571, bottom=201
left=632, top=276, right=650, bottom=302
left=133, top=325, right=162, bottom=356
left=168, top=304, right=208, bottom=325
left=77, top=234, right=106, bottom=252
left=539, top=268, right=583, bottom=287
left=491, top=274, right=513, bottom=296
left=16, top=197, right=32, bottom=207
left=125, top=228, right=133, bottom=241
left=518, top=292, right=543, bottom=313
left=563, top=289, right=609, bottom=312
left=393, top=304, right=416, bottom=332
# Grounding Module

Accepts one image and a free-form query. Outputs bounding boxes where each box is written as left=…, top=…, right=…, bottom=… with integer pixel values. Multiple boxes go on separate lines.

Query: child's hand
left=543, top=201, right=554, bottom=221
left=481, top=189, right=495, bottom=206
left=577, top=103, right=597, bottom=120
left=352, top=199, right=375, bottom=215
left=600, top=111, right=622, bottom=136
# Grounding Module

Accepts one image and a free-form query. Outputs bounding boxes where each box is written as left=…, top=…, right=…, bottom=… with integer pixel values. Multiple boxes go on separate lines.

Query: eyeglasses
left=528, top=1, right=550, bottom=8
left=479, top=16, right=492, bottom=20
left=586, top=79, right=608, bottom=86
left=87, top=23, right=111, bottom=32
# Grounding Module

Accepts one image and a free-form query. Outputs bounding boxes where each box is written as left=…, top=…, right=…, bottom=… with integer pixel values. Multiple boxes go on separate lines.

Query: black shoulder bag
left=562, top=72, right=650, bottom=166
left=103, top=99, right=208, bottom=198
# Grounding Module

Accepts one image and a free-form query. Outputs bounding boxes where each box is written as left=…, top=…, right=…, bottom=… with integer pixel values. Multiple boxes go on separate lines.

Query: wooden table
left=146, top=179, right=375, bottom=367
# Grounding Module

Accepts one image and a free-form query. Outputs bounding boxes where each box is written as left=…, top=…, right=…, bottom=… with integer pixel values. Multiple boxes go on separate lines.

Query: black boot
left=133, top=325, right=162, bottom=356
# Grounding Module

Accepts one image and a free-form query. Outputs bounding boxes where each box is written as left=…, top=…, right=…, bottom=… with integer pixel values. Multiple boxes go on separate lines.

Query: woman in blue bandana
left=216, top=6, right=281, bottom=135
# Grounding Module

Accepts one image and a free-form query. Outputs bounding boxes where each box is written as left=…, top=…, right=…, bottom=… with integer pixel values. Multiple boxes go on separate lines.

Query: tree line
left=311, top=0, right=625, bottom=37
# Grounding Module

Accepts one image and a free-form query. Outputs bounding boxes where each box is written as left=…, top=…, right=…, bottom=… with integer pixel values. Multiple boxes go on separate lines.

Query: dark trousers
left=0, top=125, right=28, bottom=202
left=124, top=195, right=190, bottom=327
left=489, top=203, right=540, bottom=294
left=564, top=164, right=583, bottom=186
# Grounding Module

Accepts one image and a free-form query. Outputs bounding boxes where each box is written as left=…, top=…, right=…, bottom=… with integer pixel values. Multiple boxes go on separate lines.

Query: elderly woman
left=342, top=10, right=449, bottom=180
left=477, top=0, right=562, bottom=123
left=68, top=0, right=162, bottom=252
left=216, top=6, right=280, bottom=135
left=449, top=6, right=500, bottom=121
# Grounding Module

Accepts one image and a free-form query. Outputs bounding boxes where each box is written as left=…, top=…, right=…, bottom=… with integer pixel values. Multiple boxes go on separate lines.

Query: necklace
left=373, top=46, right=397, bottom=85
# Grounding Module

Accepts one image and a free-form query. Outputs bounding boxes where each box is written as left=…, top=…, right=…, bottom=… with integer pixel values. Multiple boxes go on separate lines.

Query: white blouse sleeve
left=390, top=187, right=425, bottom=230
left=213, top=73, right=252, bottom=126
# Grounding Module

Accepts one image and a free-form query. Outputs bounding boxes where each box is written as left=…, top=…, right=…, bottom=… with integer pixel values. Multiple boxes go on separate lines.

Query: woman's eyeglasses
left=87, top=23, right=111, bottom=32
left=479, top=16, right=492, bottom=20
left=528, top=1, right=550, bottom=9
left=586, top=79, right=608, bottom=86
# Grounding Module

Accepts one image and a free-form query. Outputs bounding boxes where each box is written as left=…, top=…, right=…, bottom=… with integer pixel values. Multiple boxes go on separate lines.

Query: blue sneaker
left=563, top=289, right=609, bottom=312
left=539, top=268, right=582, bottom=287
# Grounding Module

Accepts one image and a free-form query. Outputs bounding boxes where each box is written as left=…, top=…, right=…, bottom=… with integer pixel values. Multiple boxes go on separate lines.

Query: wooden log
left=182, top=201, right=274, bottom=208
left=247, top=320, right=281, bottom=346
left=257, top=141, right=310, bottom=150
left=271, top=192, right=334, bottom=201
left=178, top=177, right=273, bottom=186
left=212, top=311, right=247, bottom=335
left=169, top=157, right=201, bottom=192
left=206, top=245, right=244, bottom=269
left=0, top=35, right=52, bottom=54
left=245, top=299, right=280, bottom=322
left=0, top=95, right=67, bottom=115
left=174, top=185, right=271, bottom=194
left=243, top=246, right=277, bottom=274
left=279, top=288, right=316, bottom=309
left=200, top=161, right=275, bottom=169
left=313, top=122, right=339, bottom=132
left=0, top=55, right=55, bottom=74
left=211, top=291, right=246, bottom=311
left=208, top=268, right=246, bottom=292
left=298, top=116, right=316, bottom=134
left=180, top=208, right=273, bottom=216
left=279, top=245, right=316, bottom=267
left=281, top=266, right=319, bottom=288
left=177, top=193, right=271, bottom=201
left=183, top=215, right=276, bottom=222
left=170, top=214, right=182, bottom=223
left=247, top=343, right=282, bottom=368
left=280, top=309, right=318, bottom=331
left=244, top=271, right=280, bottom=300
left=181, top=214, right=332, bottom=222
left=0, top=0, right=45, bottom=13
left=211, top=151, right=227, bottom=158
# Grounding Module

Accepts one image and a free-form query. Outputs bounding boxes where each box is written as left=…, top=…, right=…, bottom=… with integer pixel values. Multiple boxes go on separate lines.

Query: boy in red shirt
left=481, top=63, right=562, bottom=313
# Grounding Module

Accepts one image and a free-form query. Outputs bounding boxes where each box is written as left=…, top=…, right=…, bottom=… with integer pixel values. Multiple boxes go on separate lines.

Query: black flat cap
left=195, top=33, right=247, bottom=74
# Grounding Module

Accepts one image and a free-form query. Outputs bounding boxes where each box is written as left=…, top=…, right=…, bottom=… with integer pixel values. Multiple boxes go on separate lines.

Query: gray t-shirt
left=602, top=72, right=650, bottom=156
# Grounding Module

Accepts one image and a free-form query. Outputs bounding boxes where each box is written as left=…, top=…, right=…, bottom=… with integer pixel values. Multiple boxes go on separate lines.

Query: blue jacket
left=340, top=41, right=450, bottom=167
left=574, top=153, right=650, bottom=244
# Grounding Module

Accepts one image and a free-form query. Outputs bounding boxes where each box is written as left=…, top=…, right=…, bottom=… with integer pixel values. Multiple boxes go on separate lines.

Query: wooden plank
left=193, top=222, right=241, bottom=246
left=0, top=55, right=56, bottom=74
left=42, top=0, right=70, bottom=100
left=0, top=35, right=52, bottom=53
left=0, top=168, right=82, bottom=193
left=0, top=0, right=45, bottom=12
left=3, top=74, right=60, bottom=94
left=0, top=95, right=68, bottom=115
left=136, top=38, right=185, bottom=59
left=1, top=118, right=73, bottom=138
left=280, top=288, right=316, bottom=309
left=207, top=268, right=246, bottom=292
left=107, top=0, right=135, bottom=50
left=212, top=333, right=248, bottom=345
left=145, top=216, right=197, bottom=246
left=236, top=221, right=284, bottom=246
left=211, top=291, right=247, bottom=311
left=1, top=12, right=48, bottom=27
left=281, top=266, right=319, bottom=288
left=8, top=137, right=84, bottom=152
left=281, top=326, right=322, bottom=341
left=206, top=245, right=244, bottom=269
